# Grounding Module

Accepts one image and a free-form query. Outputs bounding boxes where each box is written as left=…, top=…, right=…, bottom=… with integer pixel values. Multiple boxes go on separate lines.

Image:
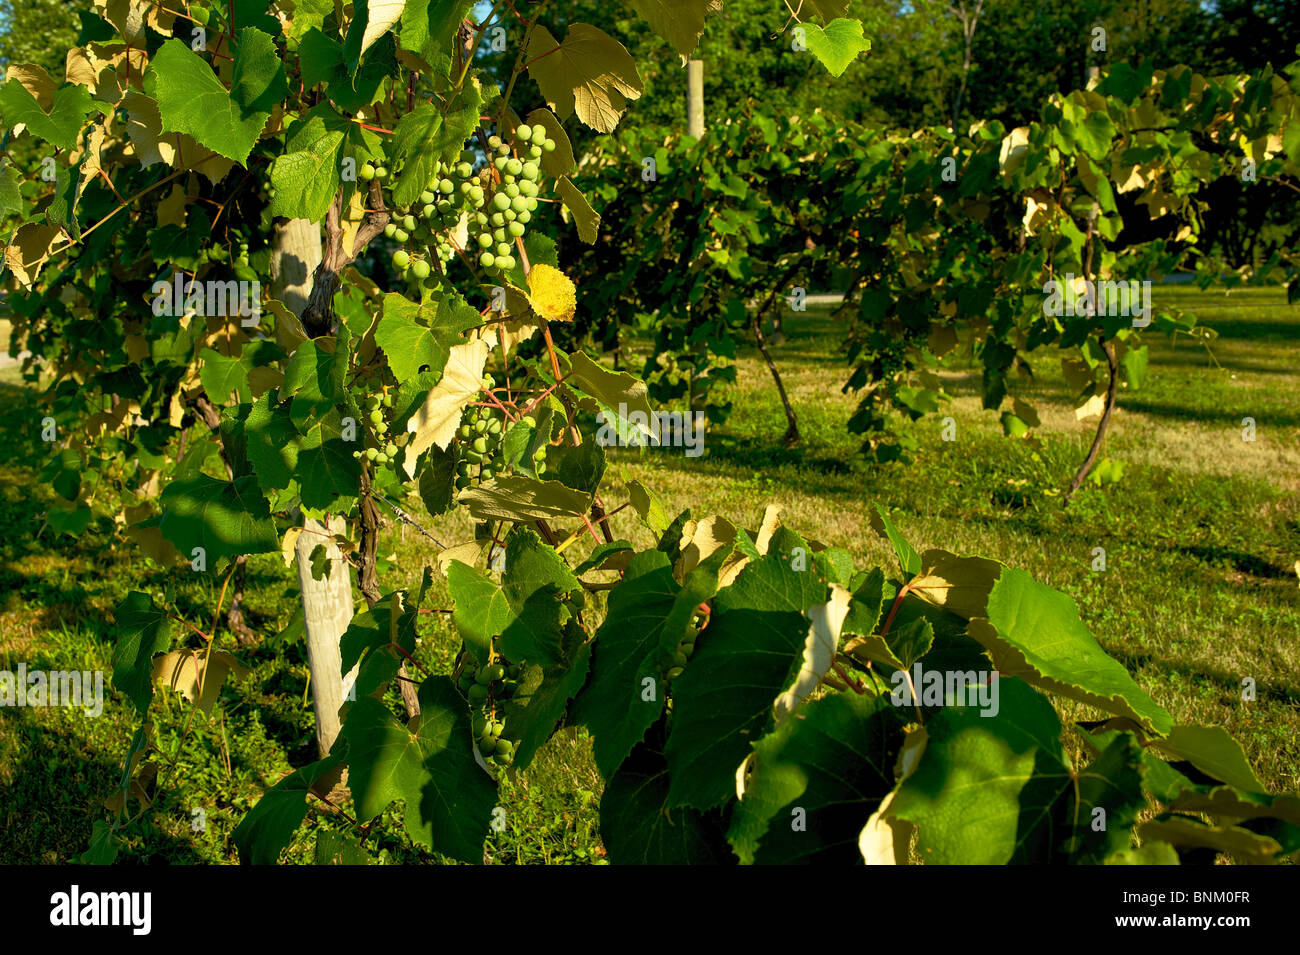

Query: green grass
left=0, top=284, right=1296, bottom=863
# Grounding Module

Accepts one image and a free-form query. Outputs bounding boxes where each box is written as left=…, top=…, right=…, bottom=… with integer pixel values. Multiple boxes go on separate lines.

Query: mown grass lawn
left=0, top=284, right=1296, bottom=863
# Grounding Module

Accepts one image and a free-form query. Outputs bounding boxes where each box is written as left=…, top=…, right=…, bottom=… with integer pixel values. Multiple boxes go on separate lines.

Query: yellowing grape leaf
left=151, top=648, right=250, bottom=716
left=526, top=263, right=577, bottom=322
left=403, top=339, right=489, bottom=477
left=525, top=23, right=642, bottom=133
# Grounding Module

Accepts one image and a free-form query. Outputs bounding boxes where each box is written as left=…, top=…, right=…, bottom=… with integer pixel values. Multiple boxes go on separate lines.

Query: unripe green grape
left=472, top=436, right=488, bottom=454
left=501, top=254, right=515, bottom=270
left=411, top=260, right=431, bottom=280
left=375, top=165, right=389, bottom=178
left=392, top=249, right=411, bottom=270
left=459, top=181, right=472, bottom=197
left=497, top=144, right=511, bottom=157
left=530, top=125, right=547, bottom=142
left=352, top=449, right=362, bottom=459
left=515, top=124, right=532, bottom=142
left=472, top=714, right=489, bottom=737
left=490, top=212, right=506, bottom=227
left=403, top=214, right=417, bottom=231
left=471, top=187, right=485, bottom=205
left=384, top=223, right=397, bottom=238
left=455, top=475, right=471, bottom=490
left=488, top=135, right=502, bottom=150
left=666, top=666, right=685, bottom=680
left=488, top=418, right=502, bottom=434
left=456, top=162, right=474, bottom=179
left=519, top=180, right=537, bottom=198
left=505, top=158, right=522, bottom=177
left=495, top=738, right=514, bottom=756
left=436, top=199, right=452, bottom=214
left=502, top=173, right=516, bottom=186
left=360, top=162, right=376, bottom=180
left=459, top=424, right=473, bottom=439
left=528, top=145, right=542, bottom=160
left=504, top=209, right=516, bottom=222
left=493, top=156, right=508, bottom=172
left=478, top=251, right=494, bottom=267
left=504, top=183, right=520, bottom=198
left=492, top=227, right=507, bottom=243
left=422, top=204, right=436, bottom=219
left=480, top=466, right=494, bottom=480
left=507, top=221, right=525, bottom=238
left=525, top=197, right=538, bottom=212
left=521, top=162, right=539, bottom=180
left=393, top=228, right=409, bottom=243
left=474, top=418, right=488, bottom=433
left=375, top=452, right=388, bottom=465
left=438, top=178, right=454, bottom=195
left=517, top=211, right=531, bottom=225
left=420, top=189, right=435, bottom=204
left=468, top=683, right=489, bottom=702
left=493, top=242, right=510, bottom=257
left=542, top=139, right=556, bottom=153
left=366, top=447, right=379, bottom=461
left=492, top=254, right=510, bottom=270
left=510, top=196, right=527, bottom=214
left=492, top=192, right=510, bottom=211
left=465, top=449, right=484, bottom=463
left=477, top=233, right=493, bottom=249
left=382, top=394, right=393, bottom=407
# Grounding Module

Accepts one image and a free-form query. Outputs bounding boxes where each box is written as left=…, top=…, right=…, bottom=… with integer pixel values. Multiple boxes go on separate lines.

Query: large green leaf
left=600, top=731, right=734, bottom=864
left=664, top=527, right=828, bottom=809
left=338, top=678, right=496, bottom=863
left=727, top=689, right=902, bottom=864
left=572, top=549, right=721, bottom=778
left=146, top=30, right=287, bottom=165
left=111, top=591, right=174, bottom=715
left=389, top=87, right=481, bottom=207
left=157, top=474, right=279, bottom=565
left=968, top=567, right=1173, bottom=735
left=231, top=752, right=345, bottom=864
left=269, top=106, right=378, bottom=221
left=498, top=527, right=583, bottom=665
left=374, top=291, right=477, bottom=383
left=0, top=80, right=92, bottom=150
left=501, top=631, right=592, bottom=771
left=801, top=18, right=870, bottom=78
left=623, top=0, right=721, bottom=58
left=446, top=560, right=511, bottom=666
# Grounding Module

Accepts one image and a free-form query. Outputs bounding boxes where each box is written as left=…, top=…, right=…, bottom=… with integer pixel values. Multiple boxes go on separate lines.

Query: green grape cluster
left=451, top=375, right=546, bottom=488
left=350, top=391, right=403, bottom=469
left=665, top=612, right=704, bottom=681
left=361, top=124, right=556, bottom=286
left=456, top=656, right=525, bottom=766
left=470, top=125, right=554, bottom=276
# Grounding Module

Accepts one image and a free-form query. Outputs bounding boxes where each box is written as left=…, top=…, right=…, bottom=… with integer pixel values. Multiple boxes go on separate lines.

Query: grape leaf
left=502, top=634, right=592, bottom=770
left=727, top=689, right=901, bottom=864
left=800, top=18, right=870, bottom=78
left=0, top=80, right=92, bottom=150
left=157, top=474, right=279, bottom=566
left=403, top=338, right=488, bottom=477
left=600, top=732, right=734, bottom=864
left=458, top=473, right=593, bottom=523
left=231, top=752, right=345, bottom=864
left=446, top=560, right=511, bottom=666
left=145, top=30, right=286, bottom=165
left=375, top=291, right=475, bottom=383
left=498, top=527, right=583, bottom=665
left=572, top=549, right=720, bottom=777
left=555, top=176, right=600, bottom=243
left=111, top=591, right=174, bottom=715
left=338, top=679, right=496, bottom=863
left=525, top=23, right=642, bottom=133
left=968, top=567, right=1173, bottom=735
left=623, top=0, right=722, bottom=58
left=664, top=527, right=828, bottom=810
